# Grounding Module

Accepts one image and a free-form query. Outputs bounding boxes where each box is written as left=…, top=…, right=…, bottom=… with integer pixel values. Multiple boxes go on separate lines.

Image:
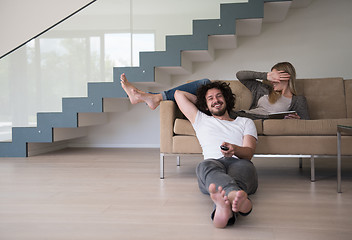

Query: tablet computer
left=268, top=111, right=297, bottom=119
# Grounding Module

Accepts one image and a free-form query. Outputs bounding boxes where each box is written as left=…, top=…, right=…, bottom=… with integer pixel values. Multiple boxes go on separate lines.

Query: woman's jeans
left=160, top=78, right=211, bottom=101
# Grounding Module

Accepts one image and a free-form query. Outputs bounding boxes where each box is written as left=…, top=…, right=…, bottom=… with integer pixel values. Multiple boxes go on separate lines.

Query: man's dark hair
left=195, top=81, right=236, bottom=116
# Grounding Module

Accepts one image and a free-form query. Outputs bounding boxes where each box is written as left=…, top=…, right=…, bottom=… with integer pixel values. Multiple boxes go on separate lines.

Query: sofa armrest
left=160, top=101, right=178, bottom=153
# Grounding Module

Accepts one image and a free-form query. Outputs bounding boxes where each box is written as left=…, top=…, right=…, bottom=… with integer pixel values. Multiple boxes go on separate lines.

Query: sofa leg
left=160, top=153, right=165, bottom=179
left=299, top=157, right=303, bottom=169
left=177, top=156, right=180, bottom=166
left=310, top=155, right=315, bottom=182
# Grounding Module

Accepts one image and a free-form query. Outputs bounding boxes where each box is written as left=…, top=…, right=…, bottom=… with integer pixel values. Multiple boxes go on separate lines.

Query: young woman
left=120, top=62, right=309, bottom=119
left=235, top=62, right=310, bottom=120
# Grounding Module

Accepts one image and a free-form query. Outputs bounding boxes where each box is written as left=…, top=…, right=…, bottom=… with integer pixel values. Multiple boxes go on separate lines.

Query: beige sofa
left=159, top=77, right=352, bottom=179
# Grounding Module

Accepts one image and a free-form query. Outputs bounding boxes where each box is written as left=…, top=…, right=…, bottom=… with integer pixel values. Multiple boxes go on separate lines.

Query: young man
left=174, top=81, right=258, bottom=228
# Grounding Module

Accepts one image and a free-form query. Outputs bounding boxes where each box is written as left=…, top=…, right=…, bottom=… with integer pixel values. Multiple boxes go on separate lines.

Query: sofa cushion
left=174, top=118, right=195, bottom=136
left=256, top=136, right=352, bottom=155
left=263, top=118, right=352, bottom=136
left=173, top=135, right=202, bottom=153
left=253, top=119, right=263, bottom=135
left=295, top=78, right=346, bottom=119
left=174, top=118, right=263, bottom=136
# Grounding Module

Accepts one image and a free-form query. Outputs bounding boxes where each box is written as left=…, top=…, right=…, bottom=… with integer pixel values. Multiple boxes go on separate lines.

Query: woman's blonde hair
left=268, top=61, right=297, bottom=103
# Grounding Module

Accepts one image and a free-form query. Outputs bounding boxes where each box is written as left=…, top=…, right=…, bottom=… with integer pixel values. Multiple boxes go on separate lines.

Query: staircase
left=0, top=0, right=311, bottom=157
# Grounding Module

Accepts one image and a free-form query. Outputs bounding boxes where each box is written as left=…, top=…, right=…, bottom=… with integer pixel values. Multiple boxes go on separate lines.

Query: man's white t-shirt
left=192, top=111, right=258, bottom=160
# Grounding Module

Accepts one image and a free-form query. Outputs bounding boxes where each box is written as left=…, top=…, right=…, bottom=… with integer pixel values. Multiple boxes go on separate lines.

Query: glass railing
left=0, top=0, right=246, bottom=141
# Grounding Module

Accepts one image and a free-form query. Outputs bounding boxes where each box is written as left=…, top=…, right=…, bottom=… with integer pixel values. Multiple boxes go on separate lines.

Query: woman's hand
left=267, top=69, right=290, bottom=83
left=284, top=113, right=301, bottom=119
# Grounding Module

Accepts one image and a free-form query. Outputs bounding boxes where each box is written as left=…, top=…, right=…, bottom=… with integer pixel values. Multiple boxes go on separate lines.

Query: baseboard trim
left=68, top=143, right=160, bottom=148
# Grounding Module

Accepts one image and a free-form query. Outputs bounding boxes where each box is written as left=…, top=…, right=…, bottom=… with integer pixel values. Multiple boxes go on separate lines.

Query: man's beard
left=209, top=102, right=227, bottom=116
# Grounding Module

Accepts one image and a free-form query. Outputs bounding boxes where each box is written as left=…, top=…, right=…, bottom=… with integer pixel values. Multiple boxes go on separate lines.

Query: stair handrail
left=0, top=0, right=97, bottom=60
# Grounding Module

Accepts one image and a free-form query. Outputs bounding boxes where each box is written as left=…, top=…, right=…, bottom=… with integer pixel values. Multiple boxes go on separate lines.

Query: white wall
left=73, top=0, right=352, bottom=149
left=0, top=0, right=94, bottom=57
left=1, top=0, right=351, bottom=149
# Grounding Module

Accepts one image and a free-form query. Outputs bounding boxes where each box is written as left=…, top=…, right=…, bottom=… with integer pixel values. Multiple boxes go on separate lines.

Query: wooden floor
left=0, top=148, right=351, bottom=240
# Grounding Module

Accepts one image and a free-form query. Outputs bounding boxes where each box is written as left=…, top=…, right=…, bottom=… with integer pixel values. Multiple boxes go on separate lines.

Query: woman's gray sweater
left=235, top=70, right=310, bottom=120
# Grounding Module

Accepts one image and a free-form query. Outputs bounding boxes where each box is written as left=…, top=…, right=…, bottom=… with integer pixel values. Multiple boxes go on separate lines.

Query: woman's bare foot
left=120, top=73, right=162, bottom=110
left=120, top=73, right=143, bottom=105
left=228, top=190, right=252, bottom=214
left=209, top=183, right=233, bottom=228
left=139, top=92, right=162, bottom=110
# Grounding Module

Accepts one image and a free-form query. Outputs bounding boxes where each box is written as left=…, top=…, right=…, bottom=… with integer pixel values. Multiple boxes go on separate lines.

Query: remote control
left=220, top=145, right=229, bottom=151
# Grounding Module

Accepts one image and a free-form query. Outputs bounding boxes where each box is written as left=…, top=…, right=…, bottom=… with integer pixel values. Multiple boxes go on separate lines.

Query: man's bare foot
left=209, top=183, right=233, bottom=228
left=120, top=73, right=162, bottom=110
left=228, top=190, right=252, bottom=214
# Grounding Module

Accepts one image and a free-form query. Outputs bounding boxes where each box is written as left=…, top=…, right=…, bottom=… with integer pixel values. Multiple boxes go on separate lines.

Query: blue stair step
left=166, top=34, right=209, bottom=52
left=37, top=112, right=78, bottom=128
left=113, top=67, right=154, bottom=85
left=62, top=97, right=103, bottom=113
left=88, top=82, right=125, bottom=99
left=12, top=126, right=53, bottom=143
left=0, top=140, right=27, bottom=157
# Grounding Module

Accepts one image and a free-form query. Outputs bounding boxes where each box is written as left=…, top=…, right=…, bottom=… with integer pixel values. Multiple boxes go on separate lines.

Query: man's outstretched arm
left=174, top=90, right=198, bottom=124
left=221, top=135, right=257, bottom=160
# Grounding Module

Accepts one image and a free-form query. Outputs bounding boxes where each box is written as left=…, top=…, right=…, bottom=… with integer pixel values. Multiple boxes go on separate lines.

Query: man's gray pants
left=196, top=157, right=258, bottom=196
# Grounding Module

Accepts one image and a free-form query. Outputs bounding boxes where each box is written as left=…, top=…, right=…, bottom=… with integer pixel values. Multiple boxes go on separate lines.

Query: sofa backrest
left=222, top=80, right=252, bottom=111
left=295, top=77, right=346, bottom=119
left=217, top=78, right=349, bottom=120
